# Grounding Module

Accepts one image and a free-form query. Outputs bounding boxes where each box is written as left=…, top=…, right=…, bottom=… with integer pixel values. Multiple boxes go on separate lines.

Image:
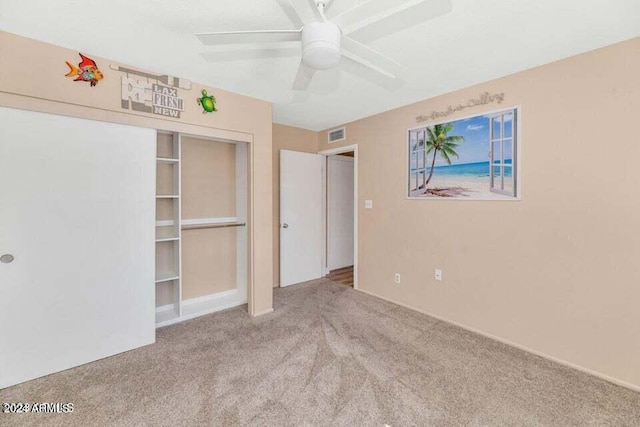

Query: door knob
left=1, top=254, right=14, bottom=264
left=282, top=223, right=289, bottom=229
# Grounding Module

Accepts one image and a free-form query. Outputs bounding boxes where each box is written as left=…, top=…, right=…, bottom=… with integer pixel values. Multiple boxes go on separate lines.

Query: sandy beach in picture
left=409, top=175, right=513, bottom=199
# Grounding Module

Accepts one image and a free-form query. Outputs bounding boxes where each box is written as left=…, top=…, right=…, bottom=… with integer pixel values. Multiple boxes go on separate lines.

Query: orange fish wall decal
left=65, top=53, right=103, bottom=87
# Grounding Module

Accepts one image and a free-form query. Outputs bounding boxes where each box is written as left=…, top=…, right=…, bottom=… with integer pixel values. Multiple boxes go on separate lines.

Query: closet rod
left=181, top=223, right=246, bottom=231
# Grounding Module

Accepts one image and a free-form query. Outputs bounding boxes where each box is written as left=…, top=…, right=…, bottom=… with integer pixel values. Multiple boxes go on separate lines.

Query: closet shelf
left=182, top=222, right=246, bottom=231
left=156, top=225, right=178, bottom=240
left=155, top=271, right=180, bottom=283
left=156, top=157, right=179, bottom=164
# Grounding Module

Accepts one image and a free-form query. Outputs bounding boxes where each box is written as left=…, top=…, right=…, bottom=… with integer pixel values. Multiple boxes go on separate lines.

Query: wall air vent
left=328, top=127, right=346, bottom=143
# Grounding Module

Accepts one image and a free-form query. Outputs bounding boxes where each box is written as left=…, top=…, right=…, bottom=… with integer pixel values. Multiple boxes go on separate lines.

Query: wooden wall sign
left=111, top=65, right=192, bottom=119
left=416, top=92, right=505, bottom=123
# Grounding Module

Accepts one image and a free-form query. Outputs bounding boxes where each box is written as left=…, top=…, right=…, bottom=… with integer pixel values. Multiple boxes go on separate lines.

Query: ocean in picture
left=418, top=160, right=513, bottom=178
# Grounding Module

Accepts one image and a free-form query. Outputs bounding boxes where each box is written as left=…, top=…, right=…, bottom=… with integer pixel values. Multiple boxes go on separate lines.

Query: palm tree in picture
left=424, top=123, right=465, bottom=188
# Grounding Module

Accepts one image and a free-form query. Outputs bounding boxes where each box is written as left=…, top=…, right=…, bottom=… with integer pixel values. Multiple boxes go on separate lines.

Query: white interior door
left=327, top=155, right=355, bottom=271
left=0, top=107, right=156, bottom=389
left=280, top=150, right=323, bottom=287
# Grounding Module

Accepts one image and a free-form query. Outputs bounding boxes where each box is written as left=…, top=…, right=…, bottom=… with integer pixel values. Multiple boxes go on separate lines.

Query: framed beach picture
left=407, top=107, right=520, bottom=200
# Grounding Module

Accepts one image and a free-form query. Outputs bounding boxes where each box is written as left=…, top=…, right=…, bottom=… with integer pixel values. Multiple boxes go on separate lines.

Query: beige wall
left=182, top=227, right=238, bottom=299
left=318, top=37, right=640, bottom=390
left=181, top=136, right=238, bottom=300
left=0, top=31, right=273, bottom=316
left=181, top=136, right=236, bottom=220
left=272, top=124, right=320, bottom=287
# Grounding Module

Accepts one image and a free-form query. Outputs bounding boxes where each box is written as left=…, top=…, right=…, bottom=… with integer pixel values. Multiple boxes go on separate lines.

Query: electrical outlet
left=434, top=269, right=442, bottom=281
left=394, top=273, right=401, bottom=284
left=365, top=200, right=373, bottom=209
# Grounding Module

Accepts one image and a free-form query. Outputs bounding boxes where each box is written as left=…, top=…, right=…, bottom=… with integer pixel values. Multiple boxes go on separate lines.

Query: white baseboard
left=181, top=289, right=237, bottom=307
left=155, top=289, right=246, bottom=328
left=155, top=303, right=175, bottom=313
left=356, top=288, right=640, bottom=393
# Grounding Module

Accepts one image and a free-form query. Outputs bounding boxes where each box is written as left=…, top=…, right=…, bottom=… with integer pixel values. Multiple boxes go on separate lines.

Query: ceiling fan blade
left=275, top=0, right=306, bottom=28
left=332, top=0, right=452, bottom=43
left=341, top=37, right=407, bottom=78
left=291, top=0, right=325, bottom=22
left=292, top=61, right=316, bottom=90
left=196, top=29, right=302, bottom=45
left=341, top=55, right=403, bottom=91
left=332, top=0, right=401, bottom=28
left=201, top=46, right=300, bottom=62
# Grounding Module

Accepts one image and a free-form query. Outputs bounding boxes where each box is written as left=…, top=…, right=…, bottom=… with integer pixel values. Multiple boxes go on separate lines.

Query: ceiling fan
left=196, top=0, right=452, bottom=92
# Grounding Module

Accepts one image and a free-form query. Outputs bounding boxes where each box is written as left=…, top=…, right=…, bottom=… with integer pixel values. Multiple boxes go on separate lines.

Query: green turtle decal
left=197, top=89, right=217, bottom=113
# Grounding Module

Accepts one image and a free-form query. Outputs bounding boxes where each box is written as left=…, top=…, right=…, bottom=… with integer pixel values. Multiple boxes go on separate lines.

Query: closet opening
left=155, top=131, right=248, bottom=327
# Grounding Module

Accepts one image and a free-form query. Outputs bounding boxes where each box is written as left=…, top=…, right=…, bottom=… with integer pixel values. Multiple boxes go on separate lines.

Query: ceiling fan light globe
left=303, top=46, right=341, bottom=70
left=301, top=22, right=341, bottom=70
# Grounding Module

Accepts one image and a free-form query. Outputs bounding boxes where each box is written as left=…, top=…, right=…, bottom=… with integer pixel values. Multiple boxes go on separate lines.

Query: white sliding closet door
left=0, top=107, right=156, bottom=388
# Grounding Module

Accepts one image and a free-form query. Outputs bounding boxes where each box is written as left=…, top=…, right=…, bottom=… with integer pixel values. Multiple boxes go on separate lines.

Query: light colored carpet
left=1, top=279, right=639, bottom=426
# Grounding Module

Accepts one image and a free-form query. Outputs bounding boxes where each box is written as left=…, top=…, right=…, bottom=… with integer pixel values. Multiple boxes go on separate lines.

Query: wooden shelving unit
left=155, top=131, right=181, bottom=326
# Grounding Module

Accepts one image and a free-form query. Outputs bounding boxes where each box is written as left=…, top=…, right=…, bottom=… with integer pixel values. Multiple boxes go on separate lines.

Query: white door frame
left=319, top=144, right=358, bottom=290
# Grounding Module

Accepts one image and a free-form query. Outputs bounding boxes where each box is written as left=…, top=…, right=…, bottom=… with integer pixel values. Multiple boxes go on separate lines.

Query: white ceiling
left=1, top=0, right=639, bottom=130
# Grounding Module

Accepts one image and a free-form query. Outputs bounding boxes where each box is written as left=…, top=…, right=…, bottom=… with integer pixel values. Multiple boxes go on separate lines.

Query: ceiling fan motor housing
left=301, top=22, right=341, bottom=70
